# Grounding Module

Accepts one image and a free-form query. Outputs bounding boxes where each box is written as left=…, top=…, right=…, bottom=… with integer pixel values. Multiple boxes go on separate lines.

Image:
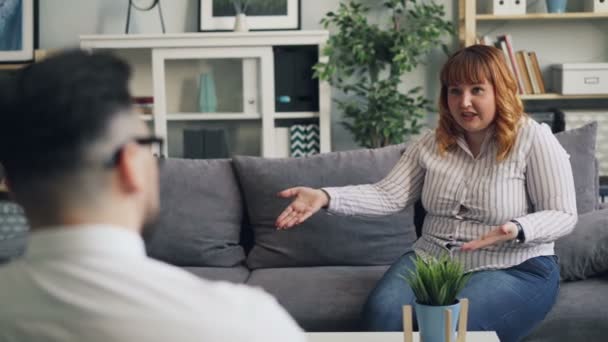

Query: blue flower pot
left=546, top=0, right=567, bottom=13
left=415, top=300, right=461, bottom=342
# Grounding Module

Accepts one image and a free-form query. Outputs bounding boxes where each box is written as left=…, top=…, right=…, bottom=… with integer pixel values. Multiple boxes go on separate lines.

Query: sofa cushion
left=555, top=209, right=608, bottom=281
left=233, top=144, right=417, bottom=268
left=144, top=158, right=245, bottom=267
left=525, top=274, right=608, bottom=341
left=554, top=121, right=598, bottom=214
left=246, top=266, right=388, bottom=331
left=183, top=265, right=250, bottom=284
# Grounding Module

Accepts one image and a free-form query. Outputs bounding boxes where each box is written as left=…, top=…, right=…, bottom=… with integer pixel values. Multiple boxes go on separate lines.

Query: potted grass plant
left=403, top=255, right=471, bottom=342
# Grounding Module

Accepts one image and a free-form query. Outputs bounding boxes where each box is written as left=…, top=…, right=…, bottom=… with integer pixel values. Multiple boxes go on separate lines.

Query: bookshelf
left=80, top=31, right=331, bottom=158
left=459, top=0, right=608, bottom=102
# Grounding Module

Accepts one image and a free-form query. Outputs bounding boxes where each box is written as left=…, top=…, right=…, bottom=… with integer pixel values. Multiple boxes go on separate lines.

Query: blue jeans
left=361, top=251, right=559, bottom=342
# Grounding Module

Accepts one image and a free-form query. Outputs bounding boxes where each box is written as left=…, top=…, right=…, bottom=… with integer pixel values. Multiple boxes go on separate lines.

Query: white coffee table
left=307, top=331, right=499, bottom=342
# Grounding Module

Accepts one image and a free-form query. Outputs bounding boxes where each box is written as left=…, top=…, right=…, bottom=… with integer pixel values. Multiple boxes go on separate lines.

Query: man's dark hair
left=0, top=49, right=132, bottom=196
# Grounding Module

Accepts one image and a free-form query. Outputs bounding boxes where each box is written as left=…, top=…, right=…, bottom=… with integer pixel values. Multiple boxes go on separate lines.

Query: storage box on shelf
left=480, top=0, right=526, bottom=15
left=585, top=0, right=608, bottom=13
left=80, top=31, right=331, bottom=158
left=552, top=63, right=608, bottom=95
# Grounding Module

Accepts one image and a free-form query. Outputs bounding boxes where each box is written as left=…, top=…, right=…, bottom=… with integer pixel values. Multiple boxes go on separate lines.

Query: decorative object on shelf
left=289, top=124, right=318, bottom=157
left=551, top=63, right=608, bottom=95
left=199, top=0, right=300, bottom=32
left=0, top=0, right=34, bottom=63
left=585, top=0, right=608, bottom=13
left=198, top=72, right=218, bottom=113
left=481, top=0, right=526, bottom=15
left=314, top=0, right=454, bottom=148
left=232, top=0, right=249, bottom=32
left=546, top=0, right=568, bottom=13
left=125, top=0, right=166, bottom=34
left=401, top=255, right=471, bottom=342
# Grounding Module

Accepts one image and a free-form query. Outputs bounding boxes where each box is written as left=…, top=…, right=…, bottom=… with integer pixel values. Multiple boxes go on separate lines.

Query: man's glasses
left=104, top=136, right=165, bottom=168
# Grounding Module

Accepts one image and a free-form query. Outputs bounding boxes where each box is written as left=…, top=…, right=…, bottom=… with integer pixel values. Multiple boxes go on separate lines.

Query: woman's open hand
left=461, top=222, right=518, bottom=251
left=275, top=187, right=329, bottom=230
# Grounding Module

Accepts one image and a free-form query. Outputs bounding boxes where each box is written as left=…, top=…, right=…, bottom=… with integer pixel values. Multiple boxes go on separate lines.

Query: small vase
left=416, top=300, right=461, bottom=342
left=546, top=0, right=567, bottom=13
left=234, top=13, right=249, bottom=32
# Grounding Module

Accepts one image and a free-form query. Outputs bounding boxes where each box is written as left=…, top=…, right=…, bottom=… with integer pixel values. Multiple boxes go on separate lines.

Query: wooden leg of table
left=403, top=305, right=413, bottom=342
left=445, top=309, right=452, bottom=342
left=457, top=298, right=469, bottom=342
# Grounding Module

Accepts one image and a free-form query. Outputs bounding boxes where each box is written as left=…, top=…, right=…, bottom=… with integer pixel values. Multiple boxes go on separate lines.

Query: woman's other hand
left=275, top=187, right=329, bottom=230
left=461, top=222, right=518, bottom=251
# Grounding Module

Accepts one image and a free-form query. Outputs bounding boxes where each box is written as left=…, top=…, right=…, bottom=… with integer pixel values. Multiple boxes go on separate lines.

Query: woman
left=274, top=45, right=577, bottom=342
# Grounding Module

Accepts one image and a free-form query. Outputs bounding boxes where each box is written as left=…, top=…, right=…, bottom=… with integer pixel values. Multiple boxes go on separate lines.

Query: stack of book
left=478, top=35, right=546, bottom=95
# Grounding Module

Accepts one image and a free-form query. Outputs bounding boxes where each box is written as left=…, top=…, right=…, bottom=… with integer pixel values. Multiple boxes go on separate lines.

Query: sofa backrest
left=232, top=143, right=418, bottom=269
left=145, top=158, right=246, bottom=267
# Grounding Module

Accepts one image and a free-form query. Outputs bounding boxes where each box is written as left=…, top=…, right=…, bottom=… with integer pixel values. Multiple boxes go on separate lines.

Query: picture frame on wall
left=0, top=0, right=35, bottom=63
left=199, top=0, right=300, bottom=32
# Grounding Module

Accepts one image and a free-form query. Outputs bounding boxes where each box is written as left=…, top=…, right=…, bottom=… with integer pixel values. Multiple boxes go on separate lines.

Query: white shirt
left=324, top=118, right=577, bottom=272
left=0, top=225, right=306, bottom=342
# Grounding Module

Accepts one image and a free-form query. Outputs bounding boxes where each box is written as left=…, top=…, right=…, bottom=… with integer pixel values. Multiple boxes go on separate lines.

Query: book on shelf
left=523, top=52, right=541, bottom=94
left=529, top=52, right=546, bottom=93
left=496, top=35, right=525, bottom=95
left=515, top=51, right=533, bottom=94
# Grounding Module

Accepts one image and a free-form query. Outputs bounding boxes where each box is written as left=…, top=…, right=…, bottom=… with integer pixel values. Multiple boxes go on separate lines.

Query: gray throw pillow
left=0, top=199, right=28, bottom=264
left=555, top=209, right=608, bottom=281
left=554, top=121, right=599, bottom=214
left=233, top=144, right=417, bottom=269
left=144, top=158, right=245, bottom=267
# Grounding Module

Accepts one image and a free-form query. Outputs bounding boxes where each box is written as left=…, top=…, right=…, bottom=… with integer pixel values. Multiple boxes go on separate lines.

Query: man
left=0, top=50, right=305, bottom=342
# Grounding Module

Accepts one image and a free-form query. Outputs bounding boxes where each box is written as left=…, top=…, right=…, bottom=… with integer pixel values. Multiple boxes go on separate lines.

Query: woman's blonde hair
left=436, top=45, right=524, bottom=161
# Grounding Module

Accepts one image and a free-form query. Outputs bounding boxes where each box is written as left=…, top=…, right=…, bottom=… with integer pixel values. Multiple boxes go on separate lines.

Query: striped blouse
left=323, top=118, right=578, bottom=272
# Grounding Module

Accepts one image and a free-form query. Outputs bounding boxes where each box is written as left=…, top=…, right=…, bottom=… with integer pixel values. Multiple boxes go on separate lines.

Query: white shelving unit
left=80, top=31, right=331, bottom=158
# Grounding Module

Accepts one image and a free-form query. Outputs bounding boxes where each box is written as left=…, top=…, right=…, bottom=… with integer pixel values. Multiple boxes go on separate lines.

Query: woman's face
left=447, top=79, right=497, bottom=138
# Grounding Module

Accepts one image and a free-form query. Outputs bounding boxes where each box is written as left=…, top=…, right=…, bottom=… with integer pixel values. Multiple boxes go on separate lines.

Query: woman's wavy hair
left=437, top=44, right=524, bottom=161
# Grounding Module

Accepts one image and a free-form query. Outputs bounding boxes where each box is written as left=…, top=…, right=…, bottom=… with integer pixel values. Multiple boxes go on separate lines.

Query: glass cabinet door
left=152, top=47, right=274, bottom=158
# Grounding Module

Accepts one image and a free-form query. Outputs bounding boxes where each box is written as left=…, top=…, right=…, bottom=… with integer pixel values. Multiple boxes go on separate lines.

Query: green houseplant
left=403, top=256, right=471, bottom=342
left=314, top=0, right=454, bottom=148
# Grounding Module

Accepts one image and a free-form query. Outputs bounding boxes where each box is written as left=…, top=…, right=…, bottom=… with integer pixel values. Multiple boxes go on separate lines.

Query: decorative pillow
left=233, top=144, right=418, bottom=269
left=554, top=121, right=599, bottom=214
left=555, top=209, right=608, bottom=281
left=0, top=197, right=28, bottom=264
left=144, top=158, right=245, bottom=267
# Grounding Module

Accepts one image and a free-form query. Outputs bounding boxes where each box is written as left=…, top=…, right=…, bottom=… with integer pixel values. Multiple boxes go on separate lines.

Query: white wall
left=38, top=0, right=607, bottom=150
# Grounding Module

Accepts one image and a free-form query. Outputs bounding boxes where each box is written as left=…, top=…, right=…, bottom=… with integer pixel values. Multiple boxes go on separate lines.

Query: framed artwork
left=199, top=0, right=300, bottom=32
left=0, top=0, right=35, bottom=63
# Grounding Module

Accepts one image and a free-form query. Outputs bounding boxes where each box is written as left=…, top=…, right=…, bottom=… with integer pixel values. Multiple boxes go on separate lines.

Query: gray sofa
left=1, top=123, right=607, bottom=341
left=143, top=122, right=608, bottom=341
